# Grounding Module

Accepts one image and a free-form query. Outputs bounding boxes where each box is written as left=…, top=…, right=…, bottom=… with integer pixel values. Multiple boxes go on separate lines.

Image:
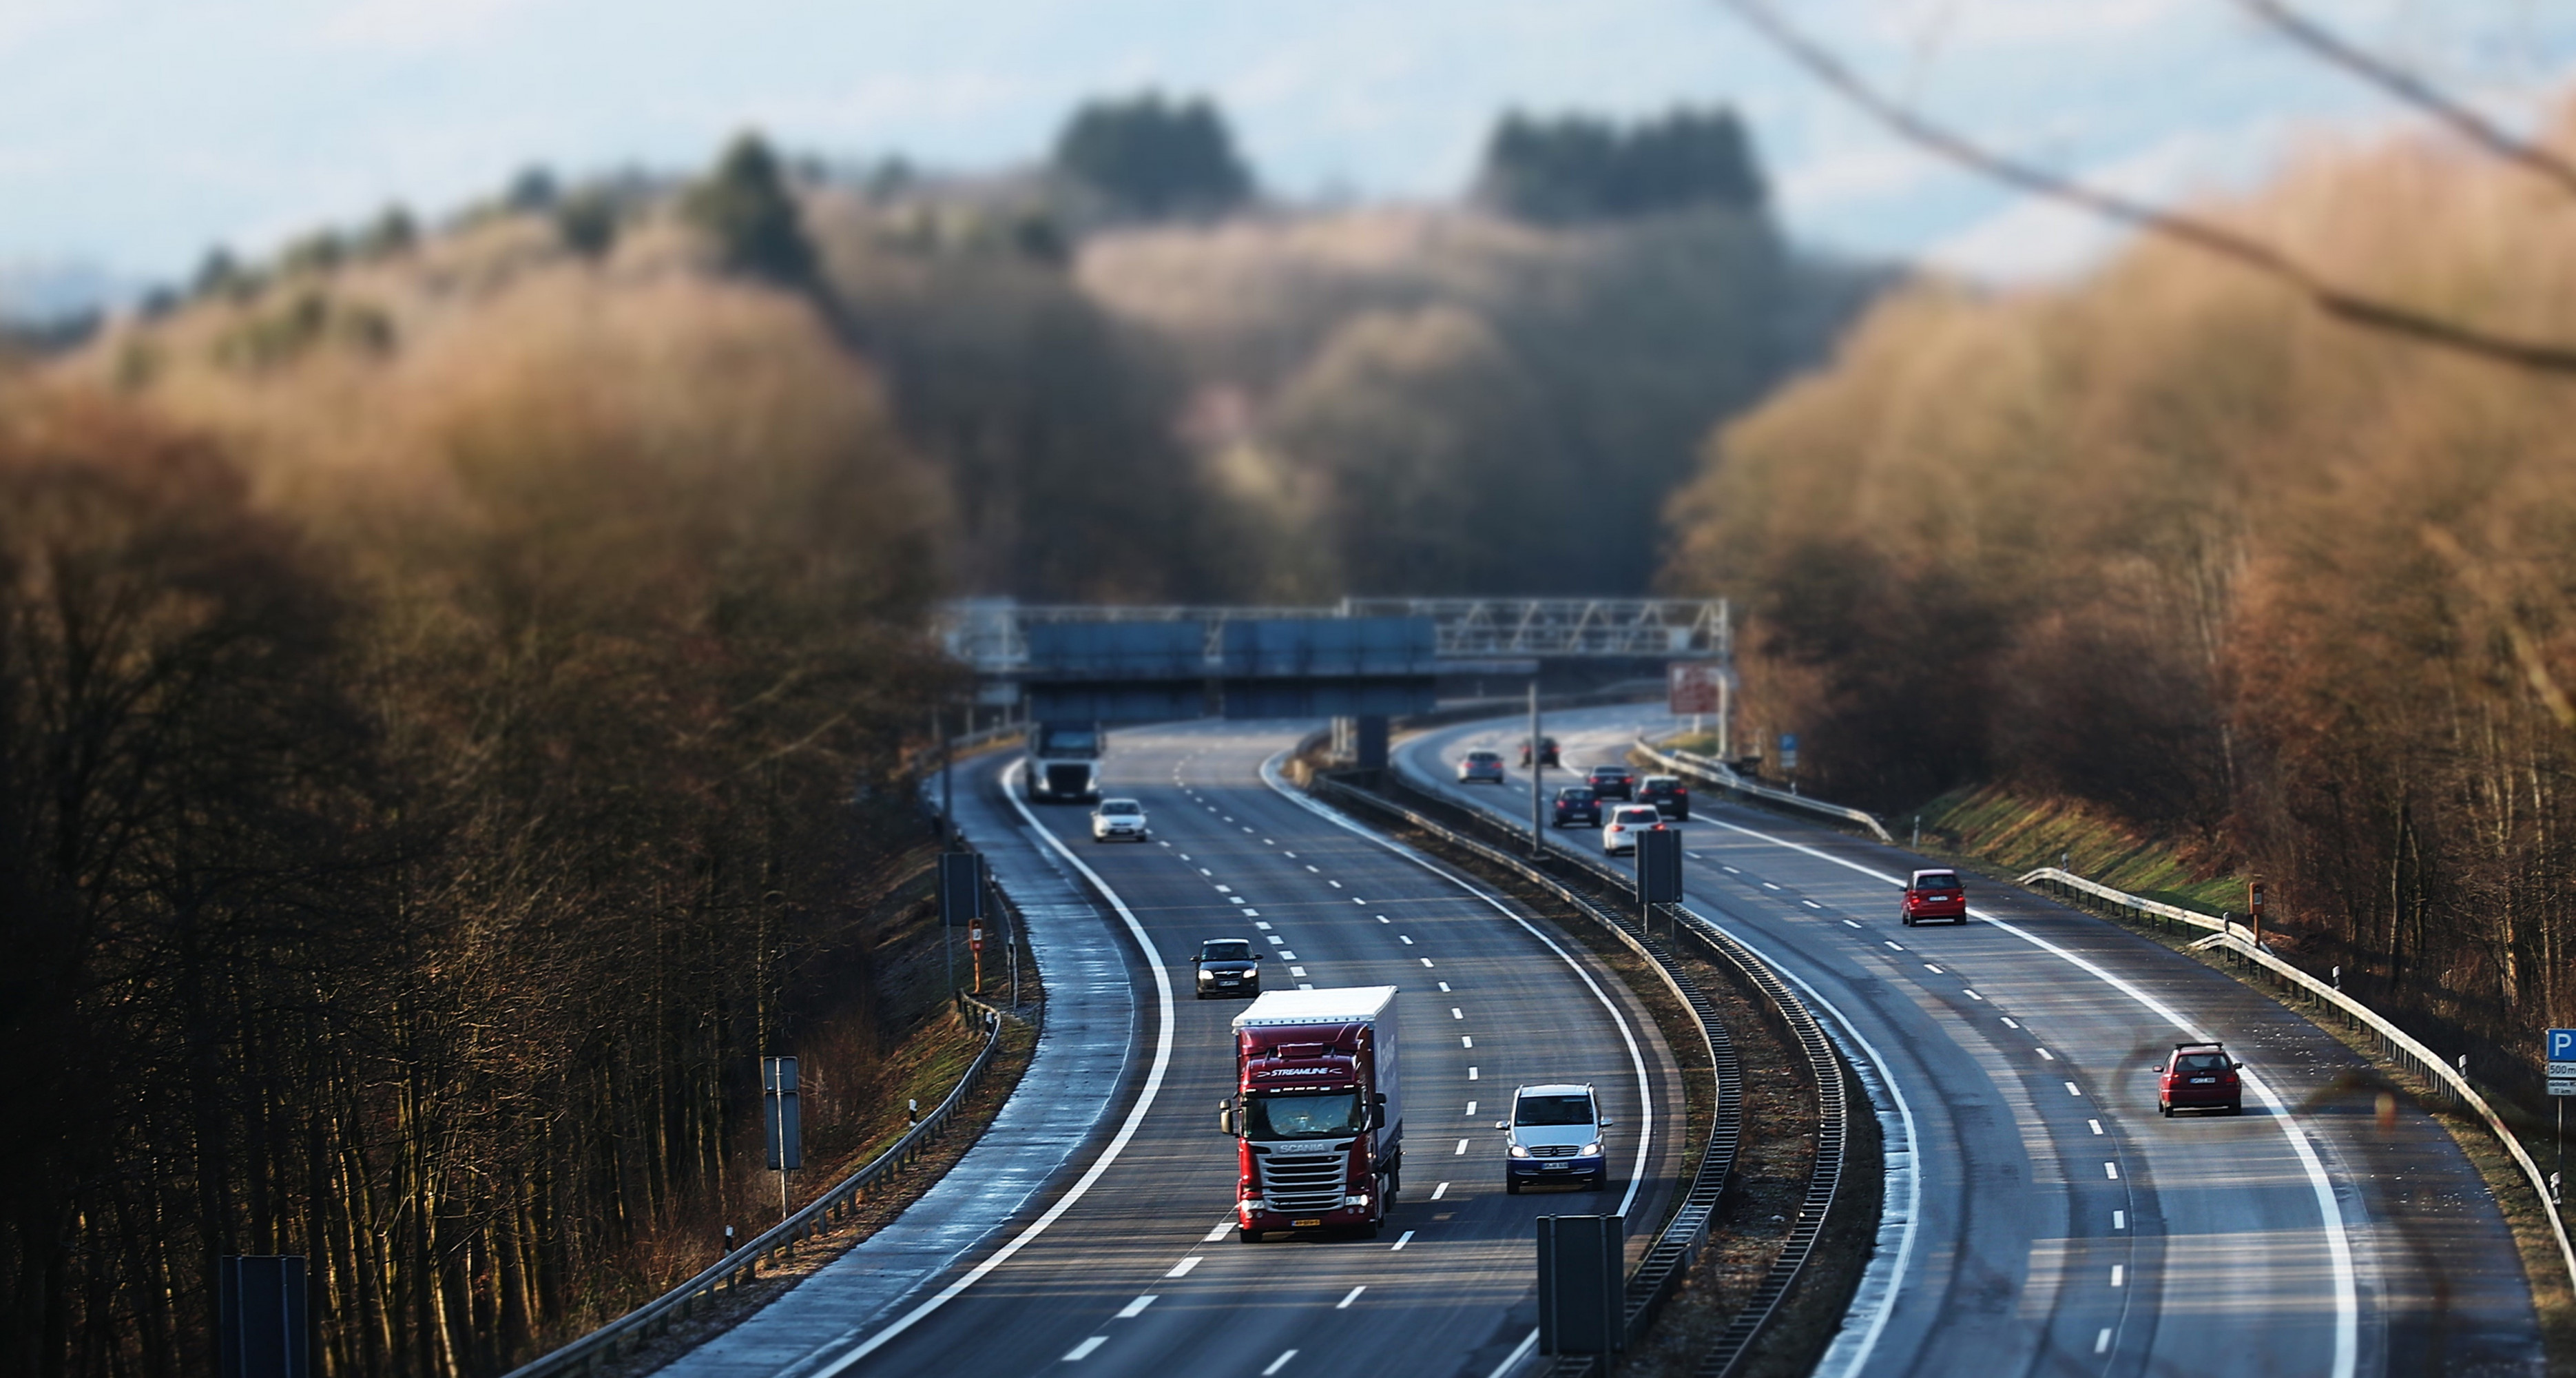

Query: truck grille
left=1044, top=764, right=1090, bottom=794
left=1257, top=1151, right=1348, bottom=1211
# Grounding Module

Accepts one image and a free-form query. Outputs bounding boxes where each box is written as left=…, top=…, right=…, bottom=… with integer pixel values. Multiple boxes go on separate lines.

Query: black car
left=1194, top=938, right=1262, bottom=1000
left=1552, top=785, right=1601, bottom=827
left=1521, top=737, right=1561, bottom=768
left=1586, top=764, right=1636, bottom=800
left=1638, top=774, right=1690, bottom=820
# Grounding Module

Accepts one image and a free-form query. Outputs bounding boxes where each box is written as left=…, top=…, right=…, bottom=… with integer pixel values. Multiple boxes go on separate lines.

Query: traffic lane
left=1436, top=706, right=2537, bottom=1375
left=869, top=721, right=1672, bottom=1377
left=1397, top=720, right=2130, bottom=1378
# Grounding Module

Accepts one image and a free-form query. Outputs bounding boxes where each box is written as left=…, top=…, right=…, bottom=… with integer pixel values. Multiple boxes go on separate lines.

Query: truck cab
left=1223, top=987, right=1403, bottom=1241
left=1026, top=721, right=1103, bottom=804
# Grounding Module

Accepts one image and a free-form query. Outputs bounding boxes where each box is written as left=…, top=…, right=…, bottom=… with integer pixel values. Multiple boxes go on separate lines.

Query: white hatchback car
left=1090, top=798, right=1150, bottom=842
left=1601, top=804, right=1664, bottom=855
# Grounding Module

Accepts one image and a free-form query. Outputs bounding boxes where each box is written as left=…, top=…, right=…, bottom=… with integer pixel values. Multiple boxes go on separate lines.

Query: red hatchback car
left=1899, top=870, right=1967, bottom=926
left=2157, top=1042, right=2243, bottom=1115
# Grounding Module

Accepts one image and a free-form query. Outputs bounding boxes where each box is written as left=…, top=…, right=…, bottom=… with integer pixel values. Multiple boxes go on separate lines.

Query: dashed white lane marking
left=1116, top=1295, right=1156, bottom=1318
left=1722, top=865, right=1740, bottom=873
left=1468, top=1067, right=1478, bottom=1080
left=1203, top=1220, right=1234, bottom=1242
left=2067, top=1082, right=2084, bottom=1096
left=1462, top=1036, right=1474, bottom=1048
left=2104, top=1162, right=2119, bottom=1180
left=1262, top=1351, right=1298, bottom=1376
left=1336, top=1286, right=1365, bottom=1310
left=1065, top=1337, right=1107, bottom=1361
left=1298, top=983, right=1315, bottom=990
left=2111, top=1265, right=2125, bottom=1287
left=1466, top=1100, right=1477, bottom=1115
left=1265, top=839, right=1276, bottom=845
left=1165, top=1256, right=1202, bottom=1278
left=1438, top=981, right=1451, bottom=991
left=2088, top=1120, right=2104, bottom=1135
left=1282, top=851, right=1297, bottom=858
left=1240, top=908, right=1260, bottom=917
left=2037, top=1048, right=2056, bottom=1061
left=1377, top=915, right=1390, bottom=923
left=1964, top=989, right=1984, bottom=1000
left=1842, top=919, right=1863, bottom=929
left=1455, top=1139, right=1470, bottom=1155
left=1214, top=884, right=1234, bottom=893
left=1280, top=951, right=1298, bottom=960
left=1198, top=867, right=1212, bottom=876
left=1400, top=935, right=1415, bottom=945
left=1353, top=898, right=1367, bottom=905
left=1390, top=1232, right=1416, bottom=1251
left=2114, top=1210, right=2126, bottom=1229
left=1432, top=1182, right=1451, bottom=1200
left=1884, top=941, right=1904, bottom=951
left=1420, top=958, right=1435, bottom=967
left=2002, top=1017, right=2022, bottom=1028
left=2095, top=1329, right=2112, bottom=1355
left=1305, top=865, right=1320, bottom=873
left=1803, top=900, right=1824, bottom=909
left=1266, top=936, right=1285, bottom=945
left=1289, top=966, right=1307, bottom=977
left=1923, top=964, right=1943, bottom=974
left=1254, top=921, right=1273, bottom=930
left=1451, top=1007, right=1464, bottom=1019
left=1329, top=880, right=1344, bottom=888
left=1761, top=881, right=1782, bottom=890
left=1242, top=827, right=1255, bottom=834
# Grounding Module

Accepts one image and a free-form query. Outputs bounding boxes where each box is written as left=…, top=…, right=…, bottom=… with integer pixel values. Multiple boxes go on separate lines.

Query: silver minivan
left=1499, top=1082, right=1611, bottom=1192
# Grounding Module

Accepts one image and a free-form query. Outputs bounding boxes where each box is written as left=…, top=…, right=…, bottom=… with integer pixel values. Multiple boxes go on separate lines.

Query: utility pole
left=1528, top=679, right=1545, bottom=857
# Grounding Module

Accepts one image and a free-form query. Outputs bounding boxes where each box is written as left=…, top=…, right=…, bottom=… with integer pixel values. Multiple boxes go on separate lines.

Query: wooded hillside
left=1665, top=105, right=2576, bottom=1096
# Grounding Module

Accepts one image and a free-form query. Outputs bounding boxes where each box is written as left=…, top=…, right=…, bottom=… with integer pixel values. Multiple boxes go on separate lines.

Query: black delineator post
left=1537, top=1214, right=1625, bottom=1357
left=218, top=1255, right=309, bottom=1378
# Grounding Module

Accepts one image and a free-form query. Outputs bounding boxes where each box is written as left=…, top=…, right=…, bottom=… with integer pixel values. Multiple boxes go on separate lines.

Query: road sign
left=968, top=921, right=985, bottom=954
left=219, top=1256, right=309, bottom=1378
left=1668, top=663, right=1722, bottom=715
left=1637, top=828, right=1683, bottom=909
left=2552, top=1080, right=2576, bottom=1098
left=2550, top=1062, right=2576, bottom=1080
left=1778, top=733, right=1799, bottom=772
left=2550, top=1029, right=2576, bottom=1062
left=762, top=1057, right=801, bottom=1171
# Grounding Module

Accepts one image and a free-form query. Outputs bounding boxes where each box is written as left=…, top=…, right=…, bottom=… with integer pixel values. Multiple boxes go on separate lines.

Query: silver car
left=1457, top=749, right=1506, bottom=784
left=1090, top=798, right=1150, bottom=842
left=1500, top=1082, right=1611, bottom=1192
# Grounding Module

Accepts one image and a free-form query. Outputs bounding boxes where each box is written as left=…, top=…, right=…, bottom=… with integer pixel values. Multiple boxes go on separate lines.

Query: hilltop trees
left=1053, top=92, right=1255, bottom=218
left=685, top=132, right=819, bottom=285
left=1475, top=108, right=1767, bottom=223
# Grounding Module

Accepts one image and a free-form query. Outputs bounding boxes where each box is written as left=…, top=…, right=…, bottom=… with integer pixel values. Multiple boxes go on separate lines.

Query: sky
left=3, top=0, right=2575, bottom=314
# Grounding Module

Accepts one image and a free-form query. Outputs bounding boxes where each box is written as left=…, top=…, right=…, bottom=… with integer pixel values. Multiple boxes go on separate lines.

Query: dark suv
left=1193, top=938, right=1261, bottom=1000
left=1586, top=764, right=1635, bottom=800
left=1637, top=775, right=1690, bottom=820
left=1521, top=737, right=1561, bottom=768
left=1552, top=785, right=1601, bottom=827
left=2157, top=1042, right=2242, bottom=1115
left=1899, top=870, right=1967, bottom=926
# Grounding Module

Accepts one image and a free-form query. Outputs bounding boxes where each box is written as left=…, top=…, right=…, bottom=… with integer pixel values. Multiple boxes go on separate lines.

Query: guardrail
left=2019, top=866, right=2576, bottom=1297
left=499, top=1002, right=1013, bottom=1378
left=1634, top=739, right=1894, bottom=844
left=1305, top=772, right=1850, bottom=1377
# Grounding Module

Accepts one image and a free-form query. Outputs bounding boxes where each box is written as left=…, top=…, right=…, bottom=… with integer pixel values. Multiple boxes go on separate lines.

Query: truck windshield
left=1039, top=728, right=1101, bottom=754
left=1515, top=1093, right=1595, bottom=1126
left=1247, top=1091, right=1364, bottom=1139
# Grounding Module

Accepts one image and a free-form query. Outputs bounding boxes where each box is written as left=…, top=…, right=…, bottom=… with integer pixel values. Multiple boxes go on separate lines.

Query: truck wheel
left=1237, top=1227, right=1263, bottom=1244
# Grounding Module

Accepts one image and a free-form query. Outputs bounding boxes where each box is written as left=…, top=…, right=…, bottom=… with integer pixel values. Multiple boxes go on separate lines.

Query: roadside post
left=968, top=917, right=985, bottom=995
left=762, top=1056, right=801, bottom=1222
left=2548, top=1028, right=2576, bottom=1202
left=939, top=852, right=985, bottom=998
left=218, top=1255, right=309, bottom=1378
left=1637, top=827, right=1683, bottom=938
left=2248, top=881, right=2267, bottom=950
left=1537, top=1214, right=1625, bottom=1357
left=1528, top=679, right=1544, bottom=858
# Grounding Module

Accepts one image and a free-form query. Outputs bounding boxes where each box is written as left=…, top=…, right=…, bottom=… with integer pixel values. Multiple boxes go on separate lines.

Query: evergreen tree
left=683, top=132, right=818, bottom=286
left=1475, top=107, right=1766, bottom=223
left=1053, top=92, right=1254, bottom=218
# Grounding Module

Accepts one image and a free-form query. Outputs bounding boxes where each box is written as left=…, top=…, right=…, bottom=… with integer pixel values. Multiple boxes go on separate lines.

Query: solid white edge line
left=810, top=759, right=1176, bottom=1376
left=1262, top=748, right=1657, bottom=1378
left=1696, top=812, right=2359, bottom=1378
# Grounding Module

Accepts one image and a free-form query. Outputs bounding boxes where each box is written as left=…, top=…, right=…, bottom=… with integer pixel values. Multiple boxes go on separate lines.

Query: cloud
left=1920, top=124, right=2270, bottom=282
left=318, top=0, right=538, bottom=51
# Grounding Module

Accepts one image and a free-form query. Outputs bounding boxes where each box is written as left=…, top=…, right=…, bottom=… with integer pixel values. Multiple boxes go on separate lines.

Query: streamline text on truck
left=1220, top=987, right=1403, bottom=1241
left=1025, top=721, right=1103, bottom=803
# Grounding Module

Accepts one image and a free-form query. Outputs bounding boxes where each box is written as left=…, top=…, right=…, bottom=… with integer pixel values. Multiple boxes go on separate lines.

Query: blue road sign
left=2549, top=1029, right=2576, bottom=1062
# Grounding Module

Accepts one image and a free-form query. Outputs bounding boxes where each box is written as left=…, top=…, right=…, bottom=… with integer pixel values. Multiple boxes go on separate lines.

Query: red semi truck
left=1221, top=986, right=1404, bottom=1241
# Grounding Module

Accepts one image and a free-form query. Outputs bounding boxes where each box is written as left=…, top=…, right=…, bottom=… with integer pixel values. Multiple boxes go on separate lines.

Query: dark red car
left=1551, top=785, right=1601, bottom=827
left=1586, top=764, right=1635, bottom=800
left=1899, top=869, right=1966, bottom=926
left=2157, top=1042, right=2242, bottom=1115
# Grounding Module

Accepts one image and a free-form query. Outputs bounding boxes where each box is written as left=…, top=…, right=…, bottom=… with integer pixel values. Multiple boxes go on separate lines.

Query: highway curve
left=1402, top=703, right=2544, bottom=1378
left=684, top=719, right=1692, bottom=1378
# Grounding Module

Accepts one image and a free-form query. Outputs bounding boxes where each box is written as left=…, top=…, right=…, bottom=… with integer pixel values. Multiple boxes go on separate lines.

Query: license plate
left=2190, top=1076, right=2215, bottom=1084
left=1293, top=1218, right=1322, bottom=1227
left=1542, top=1164, right=1568, bottom=1171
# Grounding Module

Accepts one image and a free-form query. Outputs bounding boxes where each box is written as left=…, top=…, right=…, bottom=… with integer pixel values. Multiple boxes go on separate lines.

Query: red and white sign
left=968, top=921, right=986, bottom=954
left=1668, top=663, right=1723, bottom=715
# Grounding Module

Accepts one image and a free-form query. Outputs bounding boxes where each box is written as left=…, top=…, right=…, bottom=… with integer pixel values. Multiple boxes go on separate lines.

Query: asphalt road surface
left=1405, top=703, right=2544, bottom=1378
left=692, top=719, right=1690, bottom=1378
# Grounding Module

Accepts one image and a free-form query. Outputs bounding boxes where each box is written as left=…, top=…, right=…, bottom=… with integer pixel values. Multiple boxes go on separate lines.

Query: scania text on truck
left=1025, top=721, right=1103, bottom=803
left=1219, top=987, right=1403, bottom=1241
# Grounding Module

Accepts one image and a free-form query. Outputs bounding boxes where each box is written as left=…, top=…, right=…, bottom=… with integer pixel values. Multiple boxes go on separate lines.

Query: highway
left=1402, top=703, right=2544, bottom=1378
left=694, top=719, right=1690, bottom=1378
